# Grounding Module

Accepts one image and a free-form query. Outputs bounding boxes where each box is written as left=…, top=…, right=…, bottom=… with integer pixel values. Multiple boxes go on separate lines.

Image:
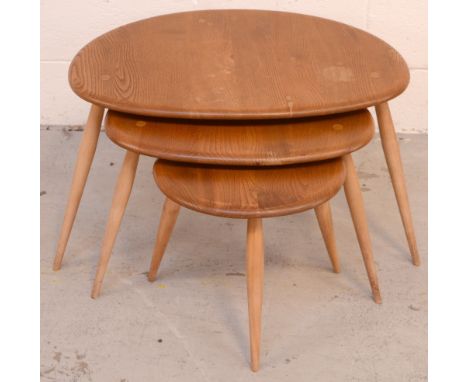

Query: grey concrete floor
left=41, top=129, right=427, bottom=381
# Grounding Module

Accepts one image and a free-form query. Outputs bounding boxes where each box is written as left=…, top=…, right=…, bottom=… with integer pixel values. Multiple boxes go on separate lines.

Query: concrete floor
left=41, top=129, right=427, bottom=381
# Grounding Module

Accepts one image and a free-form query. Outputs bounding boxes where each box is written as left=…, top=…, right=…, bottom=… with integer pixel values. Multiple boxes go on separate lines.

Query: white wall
left=41, top=0, right=427, bottom=132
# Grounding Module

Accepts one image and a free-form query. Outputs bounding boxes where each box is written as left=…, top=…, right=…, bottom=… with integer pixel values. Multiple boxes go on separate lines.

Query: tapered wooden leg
left=147, top=198, right=181, bottom=282
left=315, top=202, right=340, bottom=273
left=91, top=151, right=139, bottom=299
left=375, top=102, right=420, bottom=266
left=246, top=218, right=264, bottom=372
left=343, top=155, right=382, bottom=304
left=53, top=104, right=105, bottom=271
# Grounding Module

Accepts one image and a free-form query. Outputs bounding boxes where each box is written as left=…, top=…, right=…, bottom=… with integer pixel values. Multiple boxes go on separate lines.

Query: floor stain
left=41, top=190, right=47, bottom=196
left=67, top=126, right=84, bottom=132
left=40, top=366, right=55, bottom=375
left=61, top=127, right=71, bottom=139
left=361, top=183, right=371, bottom=192
left=357, top=171, right=379, bottom=180
left=53, top=351, right=62, bottom=362
left=42, top=348, right=92, bottom=381
left=75, top=351, right=86, bottom=360
left=225, top=272, right=245, bottom=277
left=71, top=360, right=92, bottom=380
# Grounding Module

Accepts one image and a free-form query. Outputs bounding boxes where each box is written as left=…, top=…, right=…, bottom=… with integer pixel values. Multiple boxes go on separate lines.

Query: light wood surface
left=91, top=150, right=139, bottom=298
left=154, top=159, right=345, bottom=219
left=70, top=10, right=409, bottom=119
left=53, top=104, right=104, bottom=271
left=375, top=102, right=420, bottom=266
left=148, top=198, right=181, bottom=282
left=315, top=202, right=340, bottom=273
left=343, top=154, right=381, bottom=304
left=246, top=218, right=264, bottom=372
left=105, top=110, right=374, bottom=165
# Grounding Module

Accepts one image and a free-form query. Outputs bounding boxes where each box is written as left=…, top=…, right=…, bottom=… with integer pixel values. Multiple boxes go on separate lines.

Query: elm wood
left=154, top=159, right=346, bottom=219
left=146, top=201, right=341, bottom=285
left=91, top=151, right=139, bottom=299
left=375, top=103, right=420, bottom=266
left=149, top=206, right=266, bottom=371
left=70, top=10, right=409, bottom=119
left=246, top=218, right=264, bottom=372
left=343, top=154, right=382, bottom=304
left=53, top=105, right=105, bottom=271
left=149, top=159, right=371, bottom=371
left=315, top=202, right=340, bottom=273
left=105, top=110, right=374, bottom=166
left=148, top=198, right=181, bottom=282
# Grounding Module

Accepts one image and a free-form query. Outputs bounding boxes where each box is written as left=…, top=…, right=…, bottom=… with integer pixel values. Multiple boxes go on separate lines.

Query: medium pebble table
left=100, top=108, right=377, bottom=371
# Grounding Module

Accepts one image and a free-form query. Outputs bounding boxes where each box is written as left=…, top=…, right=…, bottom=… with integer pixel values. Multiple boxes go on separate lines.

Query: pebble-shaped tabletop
left=70, top=10, right=409, bottom=119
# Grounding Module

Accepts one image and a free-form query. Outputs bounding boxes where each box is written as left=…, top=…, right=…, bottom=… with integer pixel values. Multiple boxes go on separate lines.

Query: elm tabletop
left=69, top=9, right=409, bottom=119
left=105, top=110, right=374, bottom=165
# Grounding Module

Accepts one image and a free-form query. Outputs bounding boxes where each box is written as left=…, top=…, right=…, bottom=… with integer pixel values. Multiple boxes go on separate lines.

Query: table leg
left=91, top=150, right=139, bottom=299
left=246, top=218, right=264, bottom=372
left=375, top=102, right=420, bottom=266
left=53, top=104, right=105, bottom=271
left=343, top=154, right=382, bottom=304
left=148, top=198, right=181, bottom=282
left=315, top=202, right=340, bottom=273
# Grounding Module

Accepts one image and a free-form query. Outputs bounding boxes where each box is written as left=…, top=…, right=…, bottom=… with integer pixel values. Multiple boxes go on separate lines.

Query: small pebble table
left=153, top=158, right=346, bottom=372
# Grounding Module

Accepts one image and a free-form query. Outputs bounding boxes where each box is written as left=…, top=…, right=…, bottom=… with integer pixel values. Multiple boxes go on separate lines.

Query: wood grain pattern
left=246, top=218, right=264, bottom=372
left=375, top=102, right=420, bottom=266
left=91, top=150, right=140, bottom=299
left=154, top=159, right=345, bottom=219
left=105, top=110, right=374, bottom=165
left=148, top=198, right=181, bottom=282
left=343, top=154, right=381, bottom=304
left=70, top=10, right=409, bottom=119
left=54, top=104, right=104, bottom=270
